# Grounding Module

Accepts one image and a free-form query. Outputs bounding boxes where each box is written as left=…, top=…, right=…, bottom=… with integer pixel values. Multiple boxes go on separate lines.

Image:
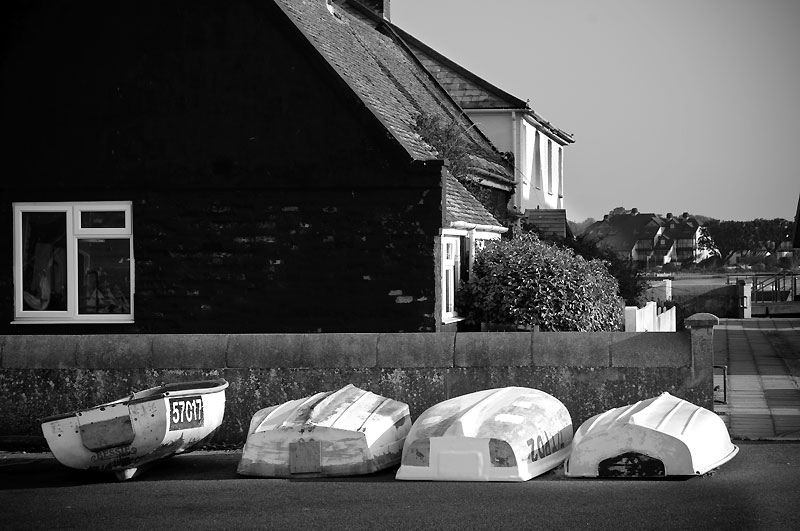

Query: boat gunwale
left=39, top=378, right=229, bottom=424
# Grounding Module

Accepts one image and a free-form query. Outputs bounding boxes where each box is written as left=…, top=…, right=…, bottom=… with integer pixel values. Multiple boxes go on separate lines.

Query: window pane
left=445, top=268, right=453, bottom=312
left=81, top=210, right=126, bottom=229
left=21, top=212, right=68, bottom=311
left=78, top=238, right=131, bottom=314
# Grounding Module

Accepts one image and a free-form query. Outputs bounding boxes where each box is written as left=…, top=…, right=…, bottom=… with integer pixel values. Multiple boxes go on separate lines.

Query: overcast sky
left=391, top=0, right=800, bottom=223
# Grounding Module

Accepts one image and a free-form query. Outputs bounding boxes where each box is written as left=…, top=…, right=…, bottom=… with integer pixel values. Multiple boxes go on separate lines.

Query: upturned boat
left=237, top=384, right=411, bottom=477
left=41, top=378, right=228, bottom=480
left=396, top=387, right=573, bottom=481
left=564, top=392, right=739, bottom=478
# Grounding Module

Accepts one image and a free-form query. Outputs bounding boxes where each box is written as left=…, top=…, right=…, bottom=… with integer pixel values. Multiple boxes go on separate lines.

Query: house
left=392, top=24, right=574, bottom=235
left=662, top=212, right=707, bottom=264
left=0, top=0, right=514, bottom=334
left=584, top=210, right=705, bottom=268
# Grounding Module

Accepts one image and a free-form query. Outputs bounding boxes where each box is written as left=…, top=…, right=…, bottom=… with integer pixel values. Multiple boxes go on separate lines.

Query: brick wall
left=0, top=0, right=445, bottom=334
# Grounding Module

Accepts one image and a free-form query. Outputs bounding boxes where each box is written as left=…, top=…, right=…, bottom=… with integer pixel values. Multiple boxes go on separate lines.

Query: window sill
left=441, top=316, right=465, bottom=325
left=12, top=319, right=135, bottom=325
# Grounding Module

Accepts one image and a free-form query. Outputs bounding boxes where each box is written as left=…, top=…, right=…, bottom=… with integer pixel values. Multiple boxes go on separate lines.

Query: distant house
left=584, top=210, right=705, bottom=268
left=0, top=0, right=514, bottom=334
left=393, top=25, right=574, bottom=236
left=662, top=213, right=707, bottom=264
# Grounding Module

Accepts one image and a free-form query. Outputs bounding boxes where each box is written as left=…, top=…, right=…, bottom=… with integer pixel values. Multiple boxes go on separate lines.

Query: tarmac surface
left=714, top=318, right=800, bottom=440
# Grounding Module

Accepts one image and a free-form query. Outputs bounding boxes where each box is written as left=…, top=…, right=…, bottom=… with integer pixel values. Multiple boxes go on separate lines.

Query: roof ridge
left=392, top=23, right=573, bottom=143
left=391, top=23, right=527, bottom=109
left=381, top=21, right=515, bottom=168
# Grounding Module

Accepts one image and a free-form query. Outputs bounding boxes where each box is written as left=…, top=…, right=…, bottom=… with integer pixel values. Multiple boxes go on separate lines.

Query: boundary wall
left=0, top=314, right=718, bottom=449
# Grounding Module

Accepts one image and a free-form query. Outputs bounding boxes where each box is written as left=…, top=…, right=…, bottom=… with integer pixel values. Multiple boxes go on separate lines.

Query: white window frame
left=439, top=229, right=503, bottom=326
left=440, top=235, right=460, bottom=323
left=13, top=201, right=134, bottom=324
left=442, top=235, right=459, bottom=321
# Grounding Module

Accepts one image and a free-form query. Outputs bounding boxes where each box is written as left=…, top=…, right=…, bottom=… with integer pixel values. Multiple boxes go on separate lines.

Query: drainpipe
left=511, top=111, right=520, bottom=212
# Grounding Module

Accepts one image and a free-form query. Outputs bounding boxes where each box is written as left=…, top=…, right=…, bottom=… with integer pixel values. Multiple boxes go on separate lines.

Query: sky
left=391, top=0, right=800, bottom=223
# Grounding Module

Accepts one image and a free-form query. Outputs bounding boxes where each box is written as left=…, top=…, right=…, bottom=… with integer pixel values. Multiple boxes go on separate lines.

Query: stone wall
left=671, top=283, right=739, bottom=319
left=0, top=314, right=718, bottom=450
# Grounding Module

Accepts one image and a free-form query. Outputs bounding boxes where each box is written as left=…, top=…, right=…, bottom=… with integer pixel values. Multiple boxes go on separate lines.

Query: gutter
left=450, top=221, right=508, bottom=234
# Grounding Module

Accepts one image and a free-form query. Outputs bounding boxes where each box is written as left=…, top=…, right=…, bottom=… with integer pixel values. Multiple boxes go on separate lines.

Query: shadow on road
left=2, top=450, right=701, bottom=490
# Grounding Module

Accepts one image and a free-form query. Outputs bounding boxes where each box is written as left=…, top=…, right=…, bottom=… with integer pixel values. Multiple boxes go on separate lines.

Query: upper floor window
left=13, top=202, right=133, bottom=323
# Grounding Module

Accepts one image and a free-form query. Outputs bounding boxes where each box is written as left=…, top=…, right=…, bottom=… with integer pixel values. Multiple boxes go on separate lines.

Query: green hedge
left=458, top=233, right=624, bottom=331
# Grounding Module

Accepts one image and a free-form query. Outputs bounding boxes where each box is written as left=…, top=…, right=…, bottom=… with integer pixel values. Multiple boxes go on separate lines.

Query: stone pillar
left=684, top=313, right=719, bottom=410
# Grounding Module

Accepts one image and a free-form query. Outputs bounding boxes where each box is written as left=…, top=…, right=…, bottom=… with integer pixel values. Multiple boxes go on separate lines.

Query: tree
left=701, top=218, right=794, bottom=262
left=567, top=218, right=596, bottom=236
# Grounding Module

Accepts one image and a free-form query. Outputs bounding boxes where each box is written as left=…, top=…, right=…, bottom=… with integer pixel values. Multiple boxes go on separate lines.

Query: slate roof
left=663, top=217, right=701, bottom=240
left=392, top=25, right=574, bottom=145
left=444, top=173, right=503, bottom=229
left=275, top=0, right=511, bottom=232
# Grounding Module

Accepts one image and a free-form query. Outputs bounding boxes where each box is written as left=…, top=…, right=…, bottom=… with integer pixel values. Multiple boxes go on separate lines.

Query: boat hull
left=564, top=392, right=739, bottom=478
left=396, top=387, right=573, bottom=482
left=41, top=378, right=228, bottom=480
left=237, top=384, right=411, bottom=477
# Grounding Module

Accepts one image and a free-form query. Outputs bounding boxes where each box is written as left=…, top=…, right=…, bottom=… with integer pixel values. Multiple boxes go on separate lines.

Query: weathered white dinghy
left=396, top=387, right=573, bottom=482
left=237, top=384, right=411, bottom=477
left=41, top=378, right=228, bottom=480
left=564, top=392, right=738, bottom=478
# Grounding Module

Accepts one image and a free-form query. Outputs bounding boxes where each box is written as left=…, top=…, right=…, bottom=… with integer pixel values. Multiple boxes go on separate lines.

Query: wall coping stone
left=533, top=332, right=611, bottom=367
left=76, top=334, right=155, bottom=368
left=1, top=320, right=717, bottom=370
left=377, top=332, right=455, bottom=368
left=151, top=334, right=229, bottom=369
left=454, top=332, right=531, bottom=367
left=684, top=313, right=720, bottom=328
left=609, top=331, right=691, bottom=367
left=2, top=335, right=79, bottom=369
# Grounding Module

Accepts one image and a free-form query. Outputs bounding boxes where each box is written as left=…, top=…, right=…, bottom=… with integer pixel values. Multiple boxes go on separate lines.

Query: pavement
left=714, top=318, right=800, bottom=440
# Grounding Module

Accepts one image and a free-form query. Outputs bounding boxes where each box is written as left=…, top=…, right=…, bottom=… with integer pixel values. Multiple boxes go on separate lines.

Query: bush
left=457, top=233, right=624, bottom=331
left=530, top=230, right=647, bottom=307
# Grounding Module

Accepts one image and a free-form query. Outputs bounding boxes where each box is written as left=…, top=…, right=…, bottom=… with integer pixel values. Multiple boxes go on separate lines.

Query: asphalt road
left=2, top=442, right=799, bottom=531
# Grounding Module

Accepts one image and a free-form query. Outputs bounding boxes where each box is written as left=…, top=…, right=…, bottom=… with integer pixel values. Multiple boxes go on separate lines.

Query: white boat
left=41, top=378, right=228, bottom=480
left=237, top=384, right=411, bottom=477
left=564, top=392, right=739, bottom=478
left=395, top=387, right=573, bottom=482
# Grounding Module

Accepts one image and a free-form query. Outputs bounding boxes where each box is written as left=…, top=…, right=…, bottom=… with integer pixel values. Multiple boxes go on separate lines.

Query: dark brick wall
left=132, top=187, right=440, bottom=332
left=0, top=1, right=444, bottom=333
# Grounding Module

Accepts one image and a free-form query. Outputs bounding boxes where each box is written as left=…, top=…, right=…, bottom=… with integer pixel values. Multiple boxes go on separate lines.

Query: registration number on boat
left=169, top=396, right=204, bottom=430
